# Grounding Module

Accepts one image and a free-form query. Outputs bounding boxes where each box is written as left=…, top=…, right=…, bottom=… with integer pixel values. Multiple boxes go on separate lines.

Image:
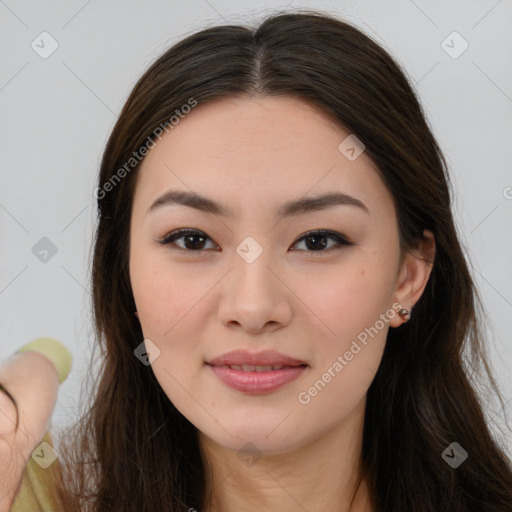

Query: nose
left=216, top=245, right=293, bottom=334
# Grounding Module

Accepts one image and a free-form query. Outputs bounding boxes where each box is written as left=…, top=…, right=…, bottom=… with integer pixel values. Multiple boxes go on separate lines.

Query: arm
left=0, top=341, right=68, bottom=512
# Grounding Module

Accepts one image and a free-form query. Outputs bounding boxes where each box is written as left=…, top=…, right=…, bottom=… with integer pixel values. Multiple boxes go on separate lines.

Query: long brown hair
left=53, top=9, right=512, bottom=511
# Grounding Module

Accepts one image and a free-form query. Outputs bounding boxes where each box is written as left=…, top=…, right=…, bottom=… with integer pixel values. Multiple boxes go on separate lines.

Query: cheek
left=130, top=252, right=208, bottom=396
left=130, top=246, right=206, bottom=336
left=294, top=273, right=391, bottom=417
left=290, top=249, right=397, bottom=406
left=291, top=251, right=396, bottom=345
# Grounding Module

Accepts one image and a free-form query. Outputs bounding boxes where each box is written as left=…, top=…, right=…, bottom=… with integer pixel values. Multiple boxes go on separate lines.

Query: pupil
left=185, top=234, right=205, bottom=250
left=306, top=234, right=326, bottom=250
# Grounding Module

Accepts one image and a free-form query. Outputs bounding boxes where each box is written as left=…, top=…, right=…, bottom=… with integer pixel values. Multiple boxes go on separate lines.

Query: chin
left=199, top=421, right=307, bottom=456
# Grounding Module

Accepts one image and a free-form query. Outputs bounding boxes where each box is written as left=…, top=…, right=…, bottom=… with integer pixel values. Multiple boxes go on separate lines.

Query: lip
left=208, top=365, right=308, bottom=394
left=206, top=349, right=308, bottom=395
left=207, top=349, right=306, bottom=367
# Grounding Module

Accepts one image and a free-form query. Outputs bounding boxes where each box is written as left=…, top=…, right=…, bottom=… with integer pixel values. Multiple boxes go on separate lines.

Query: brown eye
left=158, top=229, right=352, bottom=253
left=291, top=230, right=353, bottom=252
left=159, top=229, right=218, bottom=251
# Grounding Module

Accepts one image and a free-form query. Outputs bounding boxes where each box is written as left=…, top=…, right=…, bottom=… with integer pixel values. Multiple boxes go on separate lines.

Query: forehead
left=133, top=95, right=393, bottom=219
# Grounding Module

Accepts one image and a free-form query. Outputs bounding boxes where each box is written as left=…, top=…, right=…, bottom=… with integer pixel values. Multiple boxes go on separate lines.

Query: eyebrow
left=147, top=189, right=370, bottom=218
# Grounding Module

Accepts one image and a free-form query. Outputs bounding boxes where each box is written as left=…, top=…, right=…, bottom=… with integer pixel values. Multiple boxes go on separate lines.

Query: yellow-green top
left=10, top=430, right=62, bottom=512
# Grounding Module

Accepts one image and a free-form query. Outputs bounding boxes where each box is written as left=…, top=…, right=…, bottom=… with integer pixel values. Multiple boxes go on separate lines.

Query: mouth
left=205, top=362, right=309, bottom=394
left=205, top=349, right=309, bottom=394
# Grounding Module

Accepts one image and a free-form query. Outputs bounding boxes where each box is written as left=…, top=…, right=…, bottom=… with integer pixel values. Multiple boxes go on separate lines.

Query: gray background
left=1, top=0, right=511, bottom=456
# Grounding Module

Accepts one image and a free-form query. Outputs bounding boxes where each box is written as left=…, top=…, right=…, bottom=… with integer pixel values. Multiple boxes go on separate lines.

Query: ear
left=389, top=229, right=435, bottom=328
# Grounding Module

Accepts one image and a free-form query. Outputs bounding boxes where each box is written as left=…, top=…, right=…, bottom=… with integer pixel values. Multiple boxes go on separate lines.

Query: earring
left=398, top=308, right=410, bottom=322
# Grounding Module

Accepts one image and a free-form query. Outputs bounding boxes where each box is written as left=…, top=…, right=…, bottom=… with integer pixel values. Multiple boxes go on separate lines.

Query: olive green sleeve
left=9, top=430, right=62, bottom=512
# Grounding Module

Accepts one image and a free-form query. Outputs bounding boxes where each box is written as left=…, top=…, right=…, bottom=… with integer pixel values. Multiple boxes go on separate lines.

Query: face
left=129, top=95, right=425, bottom=455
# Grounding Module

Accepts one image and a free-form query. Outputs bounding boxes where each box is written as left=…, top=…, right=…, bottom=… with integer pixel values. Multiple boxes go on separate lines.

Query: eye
left=157, top=228, right=353, bottom=253
left=158, top=229, right=218, bottom=251
left=291, top=230, right=353, bottom=252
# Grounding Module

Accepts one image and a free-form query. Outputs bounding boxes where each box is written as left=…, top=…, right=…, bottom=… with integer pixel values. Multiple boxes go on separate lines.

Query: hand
left=0, top=351, right=60, bottom=512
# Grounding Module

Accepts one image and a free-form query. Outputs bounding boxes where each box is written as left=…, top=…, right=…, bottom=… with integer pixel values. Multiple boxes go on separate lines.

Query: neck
left=198, top=398, right=374, bottom=512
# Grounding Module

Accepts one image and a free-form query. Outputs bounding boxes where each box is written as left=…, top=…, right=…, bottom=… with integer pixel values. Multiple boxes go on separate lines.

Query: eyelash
left=157, top=228, right=353, bottom=254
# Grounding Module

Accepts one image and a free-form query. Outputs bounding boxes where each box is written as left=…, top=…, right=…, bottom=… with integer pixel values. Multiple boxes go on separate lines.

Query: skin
left=129, top=95, right=435, bottom=512
left=0, top=351, right=59, bottom=512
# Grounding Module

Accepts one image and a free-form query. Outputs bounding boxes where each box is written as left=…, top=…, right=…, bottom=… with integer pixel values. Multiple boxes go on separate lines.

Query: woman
left=2, top=9, right=512, bottom=512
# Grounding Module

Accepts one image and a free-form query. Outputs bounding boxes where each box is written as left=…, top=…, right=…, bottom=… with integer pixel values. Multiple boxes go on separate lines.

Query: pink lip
left=207, top=349, right=306, bottom=367
left=208, top=365, right=307, bottom=394
left=206, top=349, right=308, bottom=395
